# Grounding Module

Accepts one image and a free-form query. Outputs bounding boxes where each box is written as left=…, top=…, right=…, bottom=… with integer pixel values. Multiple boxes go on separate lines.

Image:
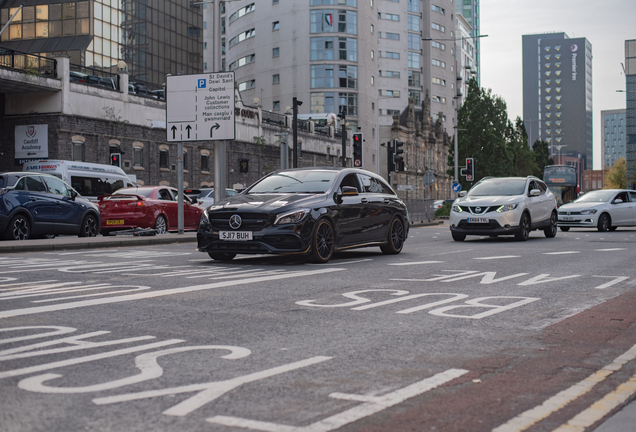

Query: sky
left=479, top=0, right=636, bottom=170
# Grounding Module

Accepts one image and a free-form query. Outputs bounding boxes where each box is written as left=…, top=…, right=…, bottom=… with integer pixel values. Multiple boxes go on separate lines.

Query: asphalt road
left=1, top=225, right=636, bottom=432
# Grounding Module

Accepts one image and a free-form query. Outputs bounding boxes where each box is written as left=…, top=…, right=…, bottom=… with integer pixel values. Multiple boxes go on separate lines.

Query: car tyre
left=544, top=211, right=557, bottom=238
left=79, top=214, right=99, bottom=237
left=4, top=214, right=31, bottom=240
left=309, top=219, right=334, bottom=263
left=208, top=252, right=237, bottom=261
left=381, top=217, right=405, bottom=255
left=155, top=215, right=167, bottom=234
left=515, top=213, right=530, bottom=241
left=597, top=213, right=611, bottom=232
left=451, top=232, right=466, bottom=242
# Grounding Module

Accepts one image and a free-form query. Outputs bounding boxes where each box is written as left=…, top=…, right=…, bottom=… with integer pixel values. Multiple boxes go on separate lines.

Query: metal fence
left=404, top=199, right=435, bottom=223
left=262, top=110, right=287, bottom=127
left=0, top=47, right=57, bottom=78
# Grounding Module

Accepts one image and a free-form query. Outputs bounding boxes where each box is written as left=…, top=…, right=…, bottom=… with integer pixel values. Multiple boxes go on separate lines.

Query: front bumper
left=449, top=208, right=523, bottom=236
left=557, top=215, right=597, bottom=228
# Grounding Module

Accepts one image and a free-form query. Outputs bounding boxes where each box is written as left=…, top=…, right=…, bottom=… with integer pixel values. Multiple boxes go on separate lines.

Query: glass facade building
left=0, top=0, right=203, bottom=85
left=601, top=109, right=626, bottom=169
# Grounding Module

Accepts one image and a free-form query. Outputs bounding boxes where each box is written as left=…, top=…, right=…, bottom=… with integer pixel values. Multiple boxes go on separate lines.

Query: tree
left=507, top=117, right=538, bottom=177
left=532, top=140, right=554, bottom=178
left=605, top=158, right=626, bottom=189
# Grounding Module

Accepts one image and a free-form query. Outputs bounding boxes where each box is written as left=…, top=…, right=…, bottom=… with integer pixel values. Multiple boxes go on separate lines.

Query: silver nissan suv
left=449, top=176, right=558, bottom=241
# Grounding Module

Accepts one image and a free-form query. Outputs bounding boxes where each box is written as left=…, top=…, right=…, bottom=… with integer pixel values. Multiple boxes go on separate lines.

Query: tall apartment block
left=600, top=109, right=626, bottom=169
left=203, top=0, right=471, bottom=175
left=0, top=0, right=203, bottom=85
left=625, top=39, right=636, bottom=187
left=522, top=32, right=593, bottom=171
left=455, top=0, right=480, bottom=84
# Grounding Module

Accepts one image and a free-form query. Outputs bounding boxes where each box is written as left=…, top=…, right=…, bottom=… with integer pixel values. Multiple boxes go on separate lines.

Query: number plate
left=561, top=216, right=574, bottom=221
left=220, top=231, right=253, bottom=241
left=467, top=217, right=488, bottom=223
left=106, top=219, right=124, bottom=225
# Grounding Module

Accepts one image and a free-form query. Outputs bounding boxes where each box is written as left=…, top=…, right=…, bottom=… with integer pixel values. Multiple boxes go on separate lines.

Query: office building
left=0, top=0, right=203, bottom=85
left=625, top=39, right=636, bottom=187
left=455, top=0, right=480, bottom=84
left=522, top=32, right=593, bottom=172
left=600, top=109, right=626, bottom=169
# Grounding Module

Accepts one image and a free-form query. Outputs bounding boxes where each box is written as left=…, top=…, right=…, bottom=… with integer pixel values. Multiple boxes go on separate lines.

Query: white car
left=449, top=176, right=558, bottom=241
left=557, top=189, right=636, bottom=232
left=186, top=188, right=239, bottom=208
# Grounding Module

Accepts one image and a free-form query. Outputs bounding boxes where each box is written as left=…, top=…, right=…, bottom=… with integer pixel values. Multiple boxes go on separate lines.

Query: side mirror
left=458, top=191, right=467, bottom=197
left=70, top=189, right=78, bottom=200
left=530, top=189, right=540, bottom=197
left=614, top=198, right=624, bottom=204
left=341, top=186, right=359, bottom=196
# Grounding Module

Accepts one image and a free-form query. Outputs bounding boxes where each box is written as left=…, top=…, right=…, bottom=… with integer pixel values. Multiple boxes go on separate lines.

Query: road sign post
left=166, top=72, right=236, bottom=228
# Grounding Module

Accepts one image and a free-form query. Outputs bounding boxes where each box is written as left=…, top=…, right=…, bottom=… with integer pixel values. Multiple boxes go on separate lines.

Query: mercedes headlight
left=451, top=205, right=463, bottom=213
left=580, top=209, right=597, bottom=215
left=496, top=203, right=519, bottom=213
left=274, top=209, right=310, bottom=225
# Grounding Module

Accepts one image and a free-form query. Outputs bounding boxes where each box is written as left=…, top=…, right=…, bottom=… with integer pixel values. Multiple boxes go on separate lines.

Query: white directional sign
left=166, top=72, right=235, bottom=142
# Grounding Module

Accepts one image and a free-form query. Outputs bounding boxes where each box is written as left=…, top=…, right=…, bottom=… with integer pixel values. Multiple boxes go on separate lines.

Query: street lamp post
left=338, top=110, right=347, bottom=167
left=292, top=97, right=302, bottom=168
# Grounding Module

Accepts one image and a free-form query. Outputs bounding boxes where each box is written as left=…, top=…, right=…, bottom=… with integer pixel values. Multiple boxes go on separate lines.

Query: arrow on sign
left=171, top=125, right=177, bottom=139
left=27, top=152, right=37, bottom=155
left=210, top=123, right=220, bottom=137
left=186, top=125, right=192, bottom=139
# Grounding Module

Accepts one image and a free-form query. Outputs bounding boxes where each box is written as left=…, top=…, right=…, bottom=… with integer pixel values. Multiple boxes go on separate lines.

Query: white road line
left=492, top=343, right=636, bottom=432
left=388, top=261, right=444, bottom=266
left=206, top=368, right=469, bottom=432
left=0, top=268, right=345, bottom=319
left=592, top=276, right=630, bottom=290
left=473, top=256, right=520, bottom=260
left=594, top=248, right=627, bottom=252
left=552, top=373, right=636, bottom=432
left=543, top=251, right=581, bottom=255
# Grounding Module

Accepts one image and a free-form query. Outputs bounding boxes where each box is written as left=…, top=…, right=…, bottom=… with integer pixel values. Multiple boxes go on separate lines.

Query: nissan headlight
left=451, top=205, right=463, bottom=213
left=580, top=209, right=597, bottom=215
left=496, top=203, right=519, bottom=213
left=274, top=209, right=310, bottom=225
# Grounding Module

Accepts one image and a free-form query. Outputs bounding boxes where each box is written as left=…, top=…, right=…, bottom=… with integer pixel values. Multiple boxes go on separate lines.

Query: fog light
left=504, top=224, right=510, bottom=229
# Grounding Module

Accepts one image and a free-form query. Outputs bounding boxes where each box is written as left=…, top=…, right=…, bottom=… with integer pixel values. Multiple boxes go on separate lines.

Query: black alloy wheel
left=515, top=213, right=530, bottom=241
left=309, top=219, right=334, bottom=263
left=544, top=211, right=557, bottom=238
left=597, top=213, right=611, bottom=232
left=560, top=227, right=570, bottom=232
left=4, top=214, right=31, bottom=240
left=79, top=214, right=99, bottom=237
left=208, top=252, right=237, bottom=261
left=381, top=217, right=405, bottom=254
left=155, top=215, right=168, bottom=234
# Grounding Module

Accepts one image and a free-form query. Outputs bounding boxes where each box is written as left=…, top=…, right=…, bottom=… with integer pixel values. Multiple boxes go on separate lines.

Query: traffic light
left=352, top=133, right=363, bottom=167
left=466, top=158, right=474, bottom=181
left=387, top=141, right=395, bottom=173
left=393, top=140, right=404, bottom=172
left=110, top=153, right=121, bottom=167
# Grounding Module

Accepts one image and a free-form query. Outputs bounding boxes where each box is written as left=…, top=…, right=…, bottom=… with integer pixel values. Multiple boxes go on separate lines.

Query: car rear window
left=114, top=188, right=154, bottom=197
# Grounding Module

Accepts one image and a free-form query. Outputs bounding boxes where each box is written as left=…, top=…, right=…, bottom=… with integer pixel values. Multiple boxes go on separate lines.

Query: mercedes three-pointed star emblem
left=229, top=214, right=242, bottom=229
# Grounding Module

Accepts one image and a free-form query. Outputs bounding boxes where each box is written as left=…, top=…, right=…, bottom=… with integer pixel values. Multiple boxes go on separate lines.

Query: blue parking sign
left=198, top=79, right=206, bottom=88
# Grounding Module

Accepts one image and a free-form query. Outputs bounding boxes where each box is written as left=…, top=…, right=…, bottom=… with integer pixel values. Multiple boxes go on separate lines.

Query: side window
left=14, top=177, right=26, bottom=190
left=615, top=192, right=628, bottom=203
left=629, top=192, right=636, bottom=202
left=339, top=173, right=361, bottom=192
left=537, top=181, right=547, bottom=193
left=359, top=174, right=386, bottom=194
left=158, top=189, right=173, bottom=201
left=528, top=181, right=537, bottom=195
left=42, top=176, right=71, bottom=196
left=25, top=176, right=47, bottom=192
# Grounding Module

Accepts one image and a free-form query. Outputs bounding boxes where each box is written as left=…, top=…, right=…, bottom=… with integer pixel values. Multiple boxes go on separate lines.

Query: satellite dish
left=326, top=113, right=337, bottom=126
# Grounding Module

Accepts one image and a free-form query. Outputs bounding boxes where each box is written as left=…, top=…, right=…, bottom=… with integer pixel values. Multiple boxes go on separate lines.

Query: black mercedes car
left=196, top=167, right=409, bottom=263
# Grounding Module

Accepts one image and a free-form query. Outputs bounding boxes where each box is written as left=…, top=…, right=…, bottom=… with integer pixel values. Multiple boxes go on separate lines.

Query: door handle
left=55, top=201, right=61, bottom=205
left=384, top=199, right=390, bottom=204
left=361, top=198, right=368, bottom=203
left=29, top=197, right=37, bottom=201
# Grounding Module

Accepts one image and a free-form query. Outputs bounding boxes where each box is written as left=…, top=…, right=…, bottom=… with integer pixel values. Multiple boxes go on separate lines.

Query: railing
left=0, top=47, right=57, bottom=78
left=69, top=63, right=120, bottom=91
left=404, top=199, right=435, bottom=223
left=262, top=110, right=287, bottom=127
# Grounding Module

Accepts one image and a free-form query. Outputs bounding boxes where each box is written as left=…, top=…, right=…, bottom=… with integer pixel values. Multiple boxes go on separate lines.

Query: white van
left=22, top=160, right=134, bottom=202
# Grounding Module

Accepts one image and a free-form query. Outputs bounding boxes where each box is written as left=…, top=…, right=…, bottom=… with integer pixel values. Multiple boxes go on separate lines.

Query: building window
left=432, top=76, right=446, bottom=86
left=72, top=141, right=85, bottom=161
left=409, top=90, right=421, bottom=106
left=273, top=47, right=280, bottom=57
left=431, top=23, right=445, bottom=32
left=432, top=59, right=446, bottom=68
left=183, top=151, right=188, bottom=171
left=408, top=14, right=420, bottom=32
left=310, top=64, right=357, bottom=89
left=133, top=147, right=143, bottom=166
left=272, top=21, right=279, bottom=31
left=431, top=41, right=445, bottom=50
left=432, top=95, right=446, bottom=103
left=385, top=32, right=399, bottom=40
left=310, top=37, right=357, bottom=62
left=381, top=90, right=400, bottom=98
left=384, top=51, right=400, bottom=59
left=383, top=13, right=399, bottom=21
left=273, top=73, right=280, bottom=83
left=408, top=33, right=420, bottom=50
left=273, top=101, right=280, bottom=110
left=407, top=52, right=420, bottom=68
left=381, top=70, right=400, bottom=78
left=408, top=0, right=420, bottom=13
left=228, top=28, right=255, bottom=48
left=310, top=10, right=357, bottom=34
left=228, top=3, right=255, bottom=24
left=229, top=54, right=255, bottom=70
left=238, top=80, right=256, bottom=91
left=409, top=71, right=421, bottom=87
left=431, top=4, right=445, bottom=14
left=201, top=154, right=209, bottom=172
left=160, top=150, right=169, bottom=169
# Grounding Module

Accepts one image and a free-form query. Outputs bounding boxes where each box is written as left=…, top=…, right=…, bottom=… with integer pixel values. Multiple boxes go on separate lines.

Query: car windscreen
left=467, top=179, right=526, bottom=196
left=248, top=171, right=338, bottom=194
left=573, top=190, right=616, bottom=203
left=114, top=188, right=154, bottom=198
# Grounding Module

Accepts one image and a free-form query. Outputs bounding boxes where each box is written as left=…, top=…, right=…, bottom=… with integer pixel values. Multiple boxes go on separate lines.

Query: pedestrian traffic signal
left=466, top=157, right=474, bottom=181
left=394, top=140, right=404, bottom=172
left=352, top=133, right=363, bottom=167
left=110, top=153, right=121, bottom=167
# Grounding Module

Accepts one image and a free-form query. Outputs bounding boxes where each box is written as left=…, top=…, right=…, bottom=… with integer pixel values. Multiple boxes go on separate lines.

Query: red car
left=98, top=186, right=203, bottom=235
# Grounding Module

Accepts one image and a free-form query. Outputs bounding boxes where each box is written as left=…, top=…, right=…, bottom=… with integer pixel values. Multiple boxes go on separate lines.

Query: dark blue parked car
left=0, top=172, right=100, bottom=240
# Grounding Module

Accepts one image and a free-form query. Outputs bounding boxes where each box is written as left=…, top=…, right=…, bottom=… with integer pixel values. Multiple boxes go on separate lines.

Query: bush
left=435, top=202, right=451, bottom=218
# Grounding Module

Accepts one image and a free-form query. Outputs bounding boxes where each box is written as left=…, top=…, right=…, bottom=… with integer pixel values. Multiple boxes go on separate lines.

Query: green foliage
left=447, top=78, right=556, bottom=189
left=435, top=202, right=451, bottom=218
left=605, top=158, right=626, bottom=189
left=253, top=136, right=267, bottom=147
